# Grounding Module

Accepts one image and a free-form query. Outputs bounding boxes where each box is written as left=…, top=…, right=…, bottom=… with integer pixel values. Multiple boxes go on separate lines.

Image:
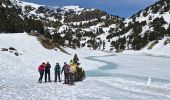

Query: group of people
left=38, top=61, right=76, bottom=85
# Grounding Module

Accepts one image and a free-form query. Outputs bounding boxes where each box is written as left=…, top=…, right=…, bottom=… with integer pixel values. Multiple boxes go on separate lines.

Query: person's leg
left=67, top=73, right=70, bottom=84
left=58, top=73, right=61, bottom=82
left=48, top=71, right=51, bottom=82
left=38, top=71, right=41, bottom=81
left=70, top=73, right=73, bottom=85
left=57, top=72, right=59, bottom=82
left=72, top=73, right=75, bottom=83
left=54, top=72, right=57, bottom=82
left=45, top=71, right=47, bottom=82
left=41, top=71, right=44, bottom=81
left=64, top=73, right=67, bottom=83
left=39, top=71, right=43, bottom=82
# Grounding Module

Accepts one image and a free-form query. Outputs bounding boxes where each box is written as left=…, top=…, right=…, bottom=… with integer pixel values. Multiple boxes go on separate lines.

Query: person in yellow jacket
left=69, top=60, right=77, bottom=85
left=70, top=60, right=77, bottom=73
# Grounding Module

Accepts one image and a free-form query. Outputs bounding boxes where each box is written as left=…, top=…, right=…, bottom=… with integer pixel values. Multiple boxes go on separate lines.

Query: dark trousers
left=64, top=73, right=69, bottom=84
left=69, top=73, right=74, bottom=85
left=38, top=71, right=44, bottom=82
left=45, top=70, right=51, bottom=82
left=55, top=72, right=61, bottom=82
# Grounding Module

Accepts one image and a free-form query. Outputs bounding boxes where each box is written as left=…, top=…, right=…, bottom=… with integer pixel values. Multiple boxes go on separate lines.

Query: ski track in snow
left=0, top=33, right=170, bottom=100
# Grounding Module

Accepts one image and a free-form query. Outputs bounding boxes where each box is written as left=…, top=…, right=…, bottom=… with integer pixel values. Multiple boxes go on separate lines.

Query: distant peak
left=10, top=0, right=19, bottom=3
left=62, top=5, right=84, bottom=11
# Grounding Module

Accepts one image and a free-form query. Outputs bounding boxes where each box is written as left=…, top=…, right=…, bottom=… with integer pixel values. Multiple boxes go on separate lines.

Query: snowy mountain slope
left=1, top=33, right=170, bottom=100
left=0, top=0, right=124, bottom=51
left=26, top=0, right=170, bottom=53
left=109, top=0, right=170, bottom=51
left=127, top=0, right=170, bottom=35
left=0, top=33, right=108, bottom=71
left=0, top=0, right=170, bottom=52
left=123, top=37, right=170, bottom=56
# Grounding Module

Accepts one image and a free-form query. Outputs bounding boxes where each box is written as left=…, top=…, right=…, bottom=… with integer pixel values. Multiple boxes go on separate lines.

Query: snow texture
left=0, top=33, right=170, bottom=100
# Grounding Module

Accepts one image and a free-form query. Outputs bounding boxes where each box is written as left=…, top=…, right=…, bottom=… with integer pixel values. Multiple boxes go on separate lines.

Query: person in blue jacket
left=54, top=63, right=61, bottom=82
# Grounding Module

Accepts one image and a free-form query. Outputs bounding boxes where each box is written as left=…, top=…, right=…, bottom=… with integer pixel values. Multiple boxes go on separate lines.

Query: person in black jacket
left=45, top=61, right=51, bottom=82
left=54, top=63, right=61, bottom=82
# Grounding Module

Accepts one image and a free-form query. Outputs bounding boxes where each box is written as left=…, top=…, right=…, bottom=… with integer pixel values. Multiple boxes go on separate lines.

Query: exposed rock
left=9, top=51, right=13, bottom=53
left=54, top=48, right=58, bottom=51
left=1, top=48, right=8, bottom=51
left=14, top=52, right=19, bottom=56
left=9, top=47, right=17, bottom=51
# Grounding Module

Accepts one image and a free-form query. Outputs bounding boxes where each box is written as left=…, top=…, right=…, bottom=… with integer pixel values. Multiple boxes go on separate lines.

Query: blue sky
left=22, top=0, right=159, bottom=18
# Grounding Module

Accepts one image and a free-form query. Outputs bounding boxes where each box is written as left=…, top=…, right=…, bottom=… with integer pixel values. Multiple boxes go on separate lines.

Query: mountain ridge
left=0, top=0, right=169, bottom=52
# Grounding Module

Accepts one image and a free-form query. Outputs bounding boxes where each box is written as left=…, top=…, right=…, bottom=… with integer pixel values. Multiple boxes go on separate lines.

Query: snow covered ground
left=0, top=33, right=170, bottom=100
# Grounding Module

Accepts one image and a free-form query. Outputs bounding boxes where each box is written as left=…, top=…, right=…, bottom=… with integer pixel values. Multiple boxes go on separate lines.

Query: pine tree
left=73, top=54, right=86, bottom=81
left=73, top=53, right=79, bottom=65
left=167, top=24, right=170, bottom=36
left=102, top=40, right=105, bottom=50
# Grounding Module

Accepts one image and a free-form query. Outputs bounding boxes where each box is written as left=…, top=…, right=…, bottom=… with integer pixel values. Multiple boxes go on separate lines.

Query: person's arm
left=49, top=64, right=51, bottom=68
left=41, top=65, right=44, bottom=70
left=44, top=65, right=47, bottom=71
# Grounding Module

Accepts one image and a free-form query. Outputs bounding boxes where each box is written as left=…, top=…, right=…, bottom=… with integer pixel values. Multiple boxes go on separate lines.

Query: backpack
left=55, top=65, right=60, bottom=72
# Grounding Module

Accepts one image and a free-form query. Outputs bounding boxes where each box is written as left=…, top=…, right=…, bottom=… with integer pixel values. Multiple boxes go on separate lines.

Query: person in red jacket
left=38, top=62, right=45, bottom=83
